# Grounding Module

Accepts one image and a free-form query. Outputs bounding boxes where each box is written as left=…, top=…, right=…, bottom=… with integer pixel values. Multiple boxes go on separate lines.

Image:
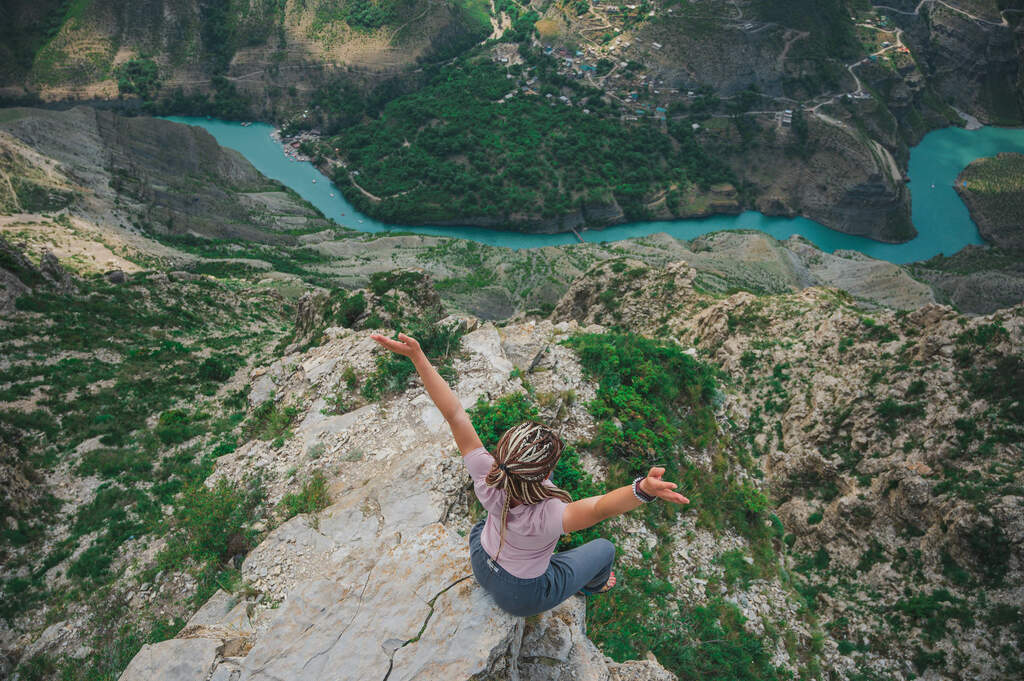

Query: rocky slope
left=909, top=245, right=1024, bottom=315
left=713, top=115, right=915, bottom=243
left=551, top=258, right=1024, bottom=680
left=0, top=0, right=489, bottom=109
left=895, top=0, right=1024, bottom=126
left=114, top=316, right=676, bottom=681
left=6, top=255, right=1020, bottom=681
left=0, top=107, right=333, bottom=245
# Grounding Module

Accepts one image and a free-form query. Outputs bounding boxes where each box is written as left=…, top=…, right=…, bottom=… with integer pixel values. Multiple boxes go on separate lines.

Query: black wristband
left=632, top=476, right=655, bottom=503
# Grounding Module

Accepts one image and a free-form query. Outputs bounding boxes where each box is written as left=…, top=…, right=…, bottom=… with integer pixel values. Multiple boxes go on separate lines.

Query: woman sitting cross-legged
left=370, top=332, right=690, bottom=618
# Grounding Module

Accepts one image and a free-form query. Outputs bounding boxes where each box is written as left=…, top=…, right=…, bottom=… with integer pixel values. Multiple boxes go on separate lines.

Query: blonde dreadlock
left=484, top=422, right=572, bottom=561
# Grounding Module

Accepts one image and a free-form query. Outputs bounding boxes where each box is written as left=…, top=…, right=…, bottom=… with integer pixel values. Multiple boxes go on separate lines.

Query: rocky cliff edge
left=116, top=320, right=675, bottom=681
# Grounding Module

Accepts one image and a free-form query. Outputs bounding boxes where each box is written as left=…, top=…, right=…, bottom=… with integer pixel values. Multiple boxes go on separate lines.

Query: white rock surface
left=117, top=638, right=221, bottom=681
left=116, top=320, right=677, bottom=681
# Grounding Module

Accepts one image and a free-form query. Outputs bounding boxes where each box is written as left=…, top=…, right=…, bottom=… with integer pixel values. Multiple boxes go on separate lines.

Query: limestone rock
left=117, top=638, right=221, bottom=681
left=240, top=523, right=519, bottom=681
left=519, top=597, right=610, bottom=681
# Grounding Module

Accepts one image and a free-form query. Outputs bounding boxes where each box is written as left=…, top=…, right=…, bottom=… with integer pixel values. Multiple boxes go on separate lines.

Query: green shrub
left=807, top=511, right=823, bottom=525
left=76, top=447, right=152, bottom=480
left=368, top=270, right=428, bottom=297
left=892, top=589, right=973, bottom=643
left=875, top=398, right=925, bottom=435
left=335, top=290, right=367, bottom=327
left=566, top=332, right=718, bottom=469
left=342, top=365, right=359, bottom=389
left=279, top=470, right=331, bottom=520
left=244, top=401, right=298, bottom=441
left=856, top=539, right=885, bottom=573
left=159, top=477, right=263, bottom=569
left=197, top=355, right=237, bottom=382
left=361, top=319, right=464, bottom=400
left=591, top=585, right=789, bottom=681
left=716, top=549, right=758, bottom=588
left=965, top=519, right=1011, bottom=585
left=905, top=379, right=926, bottom=397
left=155, top=408, right=204, bottom=445
left=469, top=392, right=539, bottom=450
left=116, top=58, right=161, bottom=99
left=940, top=549, right=971, bottom=586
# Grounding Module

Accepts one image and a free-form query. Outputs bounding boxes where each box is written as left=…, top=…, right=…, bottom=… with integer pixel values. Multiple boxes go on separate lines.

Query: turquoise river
left=166, top=117, right=1024, bottom=264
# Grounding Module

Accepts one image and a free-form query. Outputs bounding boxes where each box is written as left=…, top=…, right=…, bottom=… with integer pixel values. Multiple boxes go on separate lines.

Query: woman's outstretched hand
left=639, top=467, right=690, bottom=504
left=370, top=332, right=423, bottom=359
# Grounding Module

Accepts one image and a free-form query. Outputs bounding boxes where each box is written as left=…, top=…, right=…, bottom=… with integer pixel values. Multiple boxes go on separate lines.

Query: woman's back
left=464, top=446, right=567, bottom=578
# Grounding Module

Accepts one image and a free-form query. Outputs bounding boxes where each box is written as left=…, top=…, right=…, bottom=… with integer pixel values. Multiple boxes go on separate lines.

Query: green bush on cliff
left=279, top=470, right=331, bottom=520
left=115, top=58, right=160, bottom=100
left=158, top=476, right=265, bottom=600
left=566, top=332, right=718, bottom=470
left=469, top=391, right=538, bottom=449
left=563, top=332, right=788, bottom=678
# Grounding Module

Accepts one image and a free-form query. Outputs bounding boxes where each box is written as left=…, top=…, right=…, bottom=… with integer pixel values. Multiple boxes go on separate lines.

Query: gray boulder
left=117, top=638, right=221, bottom=681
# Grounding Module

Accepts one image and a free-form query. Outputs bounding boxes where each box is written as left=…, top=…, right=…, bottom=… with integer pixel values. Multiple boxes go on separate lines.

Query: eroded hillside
left=2, top=256, right=1020, bottom=681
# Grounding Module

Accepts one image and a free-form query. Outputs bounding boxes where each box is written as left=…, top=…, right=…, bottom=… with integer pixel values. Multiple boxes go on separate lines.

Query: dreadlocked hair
left=484, top=421, right=572, bottom=561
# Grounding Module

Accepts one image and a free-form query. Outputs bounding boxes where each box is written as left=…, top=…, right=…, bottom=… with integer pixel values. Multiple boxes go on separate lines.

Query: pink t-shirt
left=464, top=446, right=568, bottom=579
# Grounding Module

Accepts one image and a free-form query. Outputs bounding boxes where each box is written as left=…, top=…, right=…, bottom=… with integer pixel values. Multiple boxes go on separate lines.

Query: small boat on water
left=329, top=193, right=334, bottom=197
left=312, top=179, right=317, bottom=183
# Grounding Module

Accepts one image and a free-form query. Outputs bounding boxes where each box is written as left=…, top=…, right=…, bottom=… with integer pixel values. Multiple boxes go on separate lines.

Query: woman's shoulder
left=463, top=446, right=494, bottom=480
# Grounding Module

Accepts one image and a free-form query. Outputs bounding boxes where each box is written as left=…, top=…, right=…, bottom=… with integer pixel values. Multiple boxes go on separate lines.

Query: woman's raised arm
left=562, top=467, right=689, bottom=533
left=370, top=332, right=484, bottom=455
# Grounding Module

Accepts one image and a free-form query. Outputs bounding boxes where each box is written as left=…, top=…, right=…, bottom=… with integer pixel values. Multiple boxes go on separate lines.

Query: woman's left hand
left=640, top=467, right=690, bottom=504
left=370, top=332, right=424, bottom=359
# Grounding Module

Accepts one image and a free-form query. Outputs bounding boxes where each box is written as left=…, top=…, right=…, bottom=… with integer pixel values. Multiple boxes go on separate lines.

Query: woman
left=371, top=332, right=690, bottom=617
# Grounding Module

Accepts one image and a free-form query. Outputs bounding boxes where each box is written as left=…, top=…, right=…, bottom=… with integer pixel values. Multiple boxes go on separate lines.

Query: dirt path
left=777, top=29, right=810, bottom=69
left=348, top=175, right=383, bottom=202
left=0, top=166, right=21, bottom=213
left=873, top=0, right=1010, bottom=26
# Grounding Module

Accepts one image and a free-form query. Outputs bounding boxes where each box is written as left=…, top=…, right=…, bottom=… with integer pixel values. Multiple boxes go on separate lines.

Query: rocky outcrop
left=908, top=244, right=1024, bottom=315
left=729, top=116, right=915, bottom=243
left=116, top=319, right=675, bottom=681
left=0, top=107, right=332, bottom=244
left=0, top=234, right=76, bottom=311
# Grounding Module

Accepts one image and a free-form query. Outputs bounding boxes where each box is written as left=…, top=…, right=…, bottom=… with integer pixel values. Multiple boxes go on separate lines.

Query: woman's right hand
left=640, top=467, right=690, bottom=504
left=370, top=332, right=424, bottom=359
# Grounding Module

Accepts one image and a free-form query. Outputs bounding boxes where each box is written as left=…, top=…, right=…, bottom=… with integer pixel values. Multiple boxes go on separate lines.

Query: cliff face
left=110, top=316, right=677, bottom=681
left=717, top=116, right=915, bottom=243
left=0, top=107, right=332, bottom=244
left=0, top=0, right=487, bottom=110
left=903, top=2, right=1024, bottom=125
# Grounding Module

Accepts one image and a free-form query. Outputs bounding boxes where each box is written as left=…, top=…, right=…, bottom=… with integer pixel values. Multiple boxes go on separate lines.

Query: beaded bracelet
left=632, top=476, right=656, bottom=503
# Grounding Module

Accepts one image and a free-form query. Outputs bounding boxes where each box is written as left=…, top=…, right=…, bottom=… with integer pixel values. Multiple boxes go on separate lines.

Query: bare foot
left=596, top=571, right=616, bottom=593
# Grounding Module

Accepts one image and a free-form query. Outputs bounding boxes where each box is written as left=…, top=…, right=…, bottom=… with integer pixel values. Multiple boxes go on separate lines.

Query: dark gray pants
left=469, top=519, right=615, bottom=617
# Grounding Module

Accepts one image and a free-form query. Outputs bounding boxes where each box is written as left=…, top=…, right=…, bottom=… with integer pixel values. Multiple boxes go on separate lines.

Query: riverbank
left=954, top=152, right=1024, bottom=250
left=163, top=116, right=1024, bottom=264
